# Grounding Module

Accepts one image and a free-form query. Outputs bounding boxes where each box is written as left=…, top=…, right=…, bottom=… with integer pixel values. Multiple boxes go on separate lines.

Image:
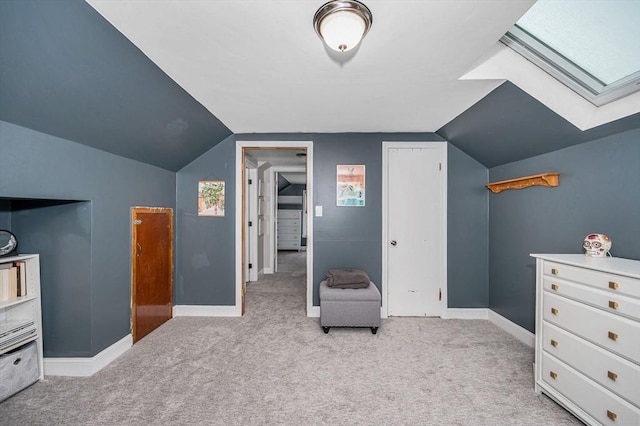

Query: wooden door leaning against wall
left=131, top=207, right=173, bottom=343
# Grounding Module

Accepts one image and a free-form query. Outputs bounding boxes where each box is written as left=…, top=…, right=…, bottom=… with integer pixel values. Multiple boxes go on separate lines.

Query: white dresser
left=531, top=254, right=640, bottom=426
left=277, top=210, right=301, bottom=251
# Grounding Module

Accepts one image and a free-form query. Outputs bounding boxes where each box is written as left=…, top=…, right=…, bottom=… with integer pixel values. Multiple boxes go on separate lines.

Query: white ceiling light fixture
left=313, top=0, right=372, bottom=53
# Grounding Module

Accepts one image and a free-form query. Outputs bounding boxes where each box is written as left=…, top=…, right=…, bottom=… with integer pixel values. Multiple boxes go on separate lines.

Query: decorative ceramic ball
left=583, top=234, right=612, bottom=258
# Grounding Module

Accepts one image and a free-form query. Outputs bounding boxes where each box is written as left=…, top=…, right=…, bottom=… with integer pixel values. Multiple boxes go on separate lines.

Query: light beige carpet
left=0, top=251, right=582, bottom=425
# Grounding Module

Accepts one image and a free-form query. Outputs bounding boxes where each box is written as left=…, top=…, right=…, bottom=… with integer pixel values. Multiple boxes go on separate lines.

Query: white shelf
left=0, top=254, right=44, bottom=381
left=0, top=294, right=39, bottom=310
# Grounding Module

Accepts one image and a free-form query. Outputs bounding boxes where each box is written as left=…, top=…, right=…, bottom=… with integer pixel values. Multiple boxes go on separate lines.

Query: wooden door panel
left=132, top=208, right=173, bottom=343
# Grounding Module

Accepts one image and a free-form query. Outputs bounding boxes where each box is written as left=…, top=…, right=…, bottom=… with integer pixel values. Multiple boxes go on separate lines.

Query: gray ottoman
left=319, top=280, right=381, bottom=334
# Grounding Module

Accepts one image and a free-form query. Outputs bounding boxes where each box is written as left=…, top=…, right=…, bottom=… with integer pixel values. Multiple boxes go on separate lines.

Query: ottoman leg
left=322, top=326, right=330, bottom=334
left=371, top=327, right=378, bottom=334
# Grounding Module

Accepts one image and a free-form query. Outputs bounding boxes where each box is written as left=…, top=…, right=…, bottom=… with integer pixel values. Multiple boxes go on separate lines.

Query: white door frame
left=381, top=141, right=448, bottom=318
left=244, top=156, right=258, bottom=282
left=263, top=168, right=277, bottom=274
left=236, top=140, right=314, bottom=317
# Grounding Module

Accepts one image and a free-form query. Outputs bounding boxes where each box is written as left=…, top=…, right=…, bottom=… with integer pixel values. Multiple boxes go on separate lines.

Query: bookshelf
left=0, top=254, right=44, bottom=381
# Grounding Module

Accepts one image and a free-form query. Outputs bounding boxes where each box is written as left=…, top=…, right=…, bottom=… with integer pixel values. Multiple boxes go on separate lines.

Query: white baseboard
left=443, top=308, right=489, bottom=320
left=308, top=305, right=320, bottom=317
left=173, top=305, right=241, bottom=317
left=382, top=307, right=533, bottom=347
left=443, top=308, right=534, bottom=347
left=488, top=310, right=535, bottom=348
left=263, top=267, right=274, bottom=274
left=44, top=334, right=132, bottom=377
left=313, top=307, right=489, bottom=320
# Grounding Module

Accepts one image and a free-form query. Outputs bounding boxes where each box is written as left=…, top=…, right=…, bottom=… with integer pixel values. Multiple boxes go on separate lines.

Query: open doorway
left=235, top=141, right=314, bottom=317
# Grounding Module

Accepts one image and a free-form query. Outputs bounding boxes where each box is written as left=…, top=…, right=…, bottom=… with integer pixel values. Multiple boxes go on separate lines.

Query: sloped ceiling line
left=1, top=1, right=638, bottom=171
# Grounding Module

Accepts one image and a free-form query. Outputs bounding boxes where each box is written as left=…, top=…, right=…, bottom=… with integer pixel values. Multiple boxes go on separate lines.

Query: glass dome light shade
left=320, top=10, right=366, bottom=52
left=313, top=1, right=372, bottom=53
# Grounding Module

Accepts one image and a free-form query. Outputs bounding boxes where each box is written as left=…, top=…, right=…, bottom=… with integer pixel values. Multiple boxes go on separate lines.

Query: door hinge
left=439, top=288, right=442, bottom=301
left=248, top=221, right=253, bottom=227
left=248, top=179, right=252, bottom=184
left=439, top=162, right=442, bottom=171
left=248, top=263, right=253, bottom=269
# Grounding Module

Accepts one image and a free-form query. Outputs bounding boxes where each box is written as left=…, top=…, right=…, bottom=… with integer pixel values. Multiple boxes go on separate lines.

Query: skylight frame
left=502, top=25, right=640, bottom=107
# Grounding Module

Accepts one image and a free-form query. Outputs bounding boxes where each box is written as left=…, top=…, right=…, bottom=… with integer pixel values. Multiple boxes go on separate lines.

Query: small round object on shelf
left=0, top=229, right=18, bottom=257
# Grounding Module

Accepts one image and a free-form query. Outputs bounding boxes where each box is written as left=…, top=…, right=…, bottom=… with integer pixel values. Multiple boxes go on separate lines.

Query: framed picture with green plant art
left=198, top=180, right=225, bottom=217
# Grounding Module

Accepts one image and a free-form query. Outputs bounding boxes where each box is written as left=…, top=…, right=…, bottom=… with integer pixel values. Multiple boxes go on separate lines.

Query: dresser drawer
left=278, top=225, right=300, bottom=234
left=544, top=261, right=640, bottom=298
left=543, top=292, right=640, bottom=362
left=544, top=277, right=640, bottom=320
left=277, top=241, right=300, bottom=250
left=542, top=352, right=640, bottom=426
left=277, top=219, right=301, bottom=227
left=277, top=233, right=299, bottom=242
left=278, top=210, right=301, bottom=219
left=543, top=321, right=640, bottom=406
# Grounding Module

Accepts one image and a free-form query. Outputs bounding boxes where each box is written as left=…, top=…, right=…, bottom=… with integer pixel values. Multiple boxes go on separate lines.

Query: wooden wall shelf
left=486, top=172, right=559, bottom=194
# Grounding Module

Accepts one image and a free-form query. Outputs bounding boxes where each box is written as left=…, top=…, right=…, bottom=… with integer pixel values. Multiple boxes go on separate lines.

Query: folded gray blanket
left=326, top=268, right=370, bottom=289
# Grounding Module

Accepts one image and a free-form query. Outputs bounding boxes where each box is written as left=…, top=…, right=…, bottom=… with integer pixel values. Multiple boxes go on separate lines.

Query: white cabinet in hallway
left=277, top=210, right=301, bottom=251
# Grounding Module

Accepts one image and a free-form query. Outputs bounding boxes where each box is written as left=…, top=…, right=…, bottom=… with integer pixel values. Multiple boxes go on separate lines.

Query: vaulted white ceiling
left=87, top=0, right=536, bottom=134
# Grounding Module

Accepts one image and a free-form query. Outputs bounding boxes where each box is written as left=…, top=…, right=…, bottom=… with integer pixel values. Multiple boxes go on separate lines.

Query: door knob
left=390, top=240, right=397, bottom=246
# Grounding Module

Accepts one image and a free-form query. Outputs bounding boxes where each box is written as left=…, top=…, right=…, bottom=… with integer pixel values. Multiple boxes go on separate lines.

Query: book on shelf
left=0, top=261, right=26, bottom=302
left=14, top=261, right=26, bottom=297
left=8, top=266, right=18, bottom=299
left=0, top=264, right=10, bottom=302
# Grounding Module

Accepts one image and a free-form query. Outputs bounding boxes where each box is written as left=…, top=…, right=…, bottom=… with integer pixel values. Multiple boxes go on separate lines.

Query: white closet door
left=386, top=144, right=445, bottom=317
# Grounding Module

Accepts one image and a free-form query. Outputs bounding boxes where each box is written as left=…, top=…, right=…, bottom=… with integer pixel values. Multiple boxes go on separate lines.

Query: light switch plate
left=315, top=205, right=323, bottom=217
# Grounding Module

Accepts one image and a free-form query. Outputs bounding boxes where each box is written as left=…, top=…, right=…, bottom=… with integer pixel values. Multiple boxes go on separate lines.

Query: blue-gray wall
left=447, top=144, right=489, bottom=307
left=0, top=0, right=231, bottom=172
left=226, top=134, right=484, bottom=307
left=0, top=201, right=10, bottom=229
left=178, top=133, right=490, bottom=308
left=175, top=135, right=236, bottom=305
left=311, top=134, right=383, bottom=305
left=489, top=129, right=640, bottom=333
left=278, top=183, right=306, bottom=211
left=0, top=120, right=176, bottom=357
left=6, top=121, right=636, bottom=358
left=12, top=200, right=91, bottom=357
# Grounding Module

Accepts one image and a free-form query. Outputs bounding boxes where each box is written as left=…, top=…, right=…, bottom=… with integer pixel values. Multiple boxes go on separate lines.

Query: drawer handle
left=551, top=284, right=559, bottom=291
left=608, top=301, right=619, bottom=310
left=550, top=339, right=558, bottom=347
left=551, top=268, right=559, bottom=276
left=608, top=331, right=619, bottom=341
left=607, top=410, right=618, bottom=421
left=549, top=371, right=558, bottom=380
left=609, top=281, right=619, bottom=290
left=607, top=371, right=618, bottom=381
left=551, top=308, right=559, bottom=315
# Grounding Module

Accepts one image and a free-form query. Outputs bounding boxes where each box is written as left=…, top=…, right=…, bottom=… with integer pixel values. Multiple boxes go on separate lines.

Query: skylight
left=502, top=0, right=640, bottom=106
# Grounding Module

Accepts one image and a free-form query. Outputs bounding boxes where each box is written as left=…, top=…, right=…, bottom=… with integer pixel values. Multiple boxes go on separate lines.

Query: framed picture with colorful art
left=336, top=165, right=365, bottom=207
